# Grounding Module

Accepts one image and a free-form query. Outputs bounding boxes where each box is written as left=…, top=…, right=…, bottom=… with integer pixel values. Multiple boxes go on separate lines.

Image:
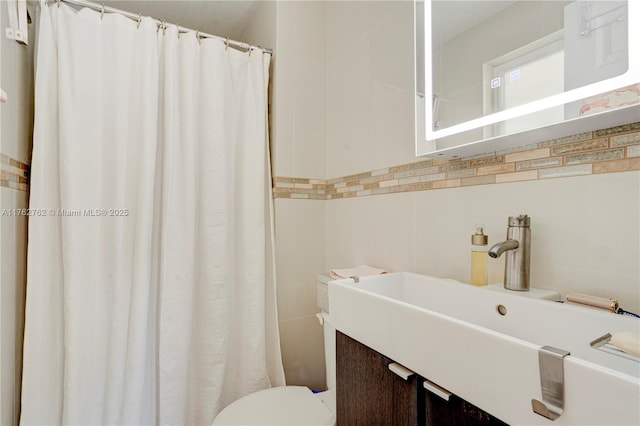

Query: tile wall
left=320, top=0, right=639, bottom=316
left=274, top=122, right=640, bottom=199
left=242, top=1, right=328, bottom=390
left=0, top=155, right=29, bottom=192
left=262, top=0, right=640, bottom=392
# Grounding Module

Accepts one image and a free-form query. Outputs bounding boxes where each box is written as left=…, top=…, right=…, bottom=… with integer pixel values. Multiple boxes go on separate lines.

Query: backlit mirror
left=416, top=0, right=640, bottom=158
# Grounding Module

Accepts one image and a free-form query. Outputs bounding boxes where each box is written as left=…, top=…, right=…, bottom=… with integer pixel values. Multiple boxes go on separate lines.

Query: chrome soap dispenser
left=470, top=224, right=488, bottom=286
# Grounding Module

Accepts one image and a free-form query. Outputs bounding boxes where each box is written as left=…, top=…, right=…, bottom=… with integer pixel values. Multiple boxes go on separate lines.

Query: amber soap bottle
left=471, top=225, right=488, bottom=286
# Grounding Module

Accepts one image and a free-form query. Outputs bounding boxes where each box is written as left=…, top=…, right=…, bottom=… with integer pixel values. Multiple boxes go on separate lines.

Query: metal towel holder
left=531, top=345, right=570, bottom=421
left=590, top=333, right=640, bottom=362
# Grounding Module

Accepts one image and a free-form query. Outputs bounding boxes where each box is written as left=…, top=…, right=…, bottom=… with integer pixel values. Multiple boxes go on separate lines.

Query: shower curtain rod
left=48, top=0, right=273, bottom=55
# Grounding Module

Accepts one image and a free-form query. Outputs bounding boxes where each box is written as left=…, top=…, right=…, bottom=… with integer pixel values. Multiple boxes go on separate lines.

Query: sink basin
left=328, top=272, right=640, bottom=425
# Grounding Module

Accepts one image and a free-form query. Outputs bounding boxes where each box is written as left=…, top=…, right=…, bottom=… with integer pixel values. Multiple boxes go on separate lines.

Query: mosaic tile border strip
left=273, top=122, right=640, bottom=200
left=272, top=177, right=327, bottom=200
left=1, top=154, right=30, bottom=192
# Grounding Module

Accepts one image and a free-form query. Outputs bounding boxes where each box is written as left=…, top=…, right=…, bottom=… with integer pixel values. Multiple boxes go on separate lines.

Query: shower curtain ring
left=225, top=37, right=229, bottom=50
left=56, top=0, right=60, bottom=8
left=137, top=13, right=142, bottom=28
left=196, top=30, right=201, bottom=44
left=100, top=2, right=104, bottom=19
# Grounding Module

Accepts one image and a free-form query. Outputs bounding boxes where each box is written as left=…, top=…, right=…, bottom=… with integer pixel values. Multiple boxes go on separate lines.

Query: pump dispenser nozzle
left=472, top=224, right=488, bottom=246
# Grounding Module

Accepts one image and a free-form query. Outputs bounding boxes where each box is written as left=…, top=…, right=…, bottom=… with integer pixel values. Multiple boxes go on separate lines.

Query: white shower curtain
left=21, top=3, right=284, bottom=425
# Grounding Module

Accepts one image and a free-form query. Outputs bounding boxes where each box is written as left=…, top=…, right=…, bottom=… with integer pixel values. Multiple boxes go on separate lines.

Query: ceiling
left=96, top=0, right=517, bottom=49
left=102, top=0, right=259, bottom=40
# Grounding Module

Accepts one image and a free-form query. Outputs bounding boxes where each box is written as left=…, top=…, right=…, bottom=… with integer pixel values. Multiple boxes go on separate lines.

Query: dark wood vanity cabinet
left=336, top=331, right=508, bottom=426
left=336, top=330, right=424, bottom=425
left=424, top=391, right=508, bottom=426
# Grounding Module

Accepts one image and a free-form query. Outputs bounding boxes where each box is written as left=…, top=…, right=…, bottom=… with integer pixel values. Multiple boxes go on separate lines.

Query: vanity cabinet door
left=424, top=390, right=508, bottom=426
left=336, top=330, right=509, bottom=425
left=336, top=331, right=424, bottom=426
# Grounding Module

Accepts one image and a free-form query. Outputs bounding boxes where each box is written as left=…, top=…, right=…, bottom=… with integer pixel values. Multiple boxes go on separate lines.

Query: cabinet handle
left=388, top=362, right=415, bottom=380
left=423, top=379, right=452, bottom=401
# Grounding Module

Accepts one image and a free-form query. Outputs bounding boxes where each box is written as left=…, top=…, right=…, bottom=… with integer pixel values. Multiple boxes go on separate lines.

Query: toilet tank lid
left=212, top=386, right=335, bottom=426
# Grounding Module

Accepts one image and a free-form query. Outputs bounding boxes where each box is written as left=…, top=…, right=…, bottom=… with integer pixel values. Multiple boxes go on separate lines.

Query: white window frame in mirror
left=416, top=0, right=640, bottom=158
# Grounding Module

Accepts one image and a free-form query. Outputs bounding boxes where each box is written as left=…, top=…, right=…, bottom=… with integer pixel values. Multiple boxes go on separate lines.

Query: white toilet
left=212, top=275, right=336, bottom=426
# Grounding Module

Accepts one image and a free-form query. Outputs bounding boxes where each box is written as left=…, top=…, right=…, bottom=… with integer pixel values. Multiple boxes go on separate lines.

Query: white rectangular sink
left=328, top=272, right=640, bottom=425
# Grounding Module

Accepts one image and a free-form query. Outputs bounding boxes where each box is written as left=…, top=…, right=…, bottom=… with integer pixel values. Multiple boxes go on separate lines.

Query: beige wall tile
left=593, top=158, right=640, bottom=174
left=420, top=173, right=446, bottom=182
left=274, top=199, right=326, bottom=321
left=439, top=161, right=470, bottom=172
left=412, top=173, right=640, bottom=311
left=550, top=138, right=608, bottom=156
left=279, top=316, right=326, bottom=389
left=270, top=1, right=326, bottom=178
left=476, top=163, right=516, bottom=176
left=1, top=188, right=29, bottom=426
left=1, top=366, right=14, bottom=426
left=461, top=175, right=496, bottom=186
left=326, top=192, right=416, bottom=272
left=371, top=187, right=391, bottom=196
left=399, top=176, right=419, bottom=185
left=370, top=82, right=416, bottom=169
left=431, top=179, right=461, bottom=189
left=379, top=179, right=398, bottom=188
left=595, top=122, right=640, bottom=136
left=371, top=168, right=390, bottom=176
left=470, top=155, right=505, bottom=167
left=326, top=0, right=415, bottom=177
left=539, top=131, right=593, bottom=147
left=539, top=164, right=592, bottom=179
left=326, top=41, right=371, bottom=178
left=369, top=1, right=414, bottom=92
left=394, top=170, right=417, bottom=179
left=496, top=143, right=537, bottom=155
left=564, top=148, right=624, bottom=165
left=505, top=147, right=550, bottom=163
left=446, top=169, right=476, bottom=179
left=515, top=157, right=562, bottom=171
left=610, top=132, right=640, bottom=147
left=276, top=182, right=295, bottom=188
left=294, top=183, right=313, bottom=189
left=403, top=182, right=432, bottom=192
left=627, top=145, right=640, bottom=157
left=495, top=170, right=538, bottom=183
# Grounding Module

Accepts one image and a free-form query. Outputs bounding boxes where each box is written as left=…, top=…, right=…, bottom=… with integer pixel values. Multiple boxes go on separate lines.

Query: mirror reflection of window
left=483, top=31, right=565, bottom=136
left=430, top=0, right=632, bottom=136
